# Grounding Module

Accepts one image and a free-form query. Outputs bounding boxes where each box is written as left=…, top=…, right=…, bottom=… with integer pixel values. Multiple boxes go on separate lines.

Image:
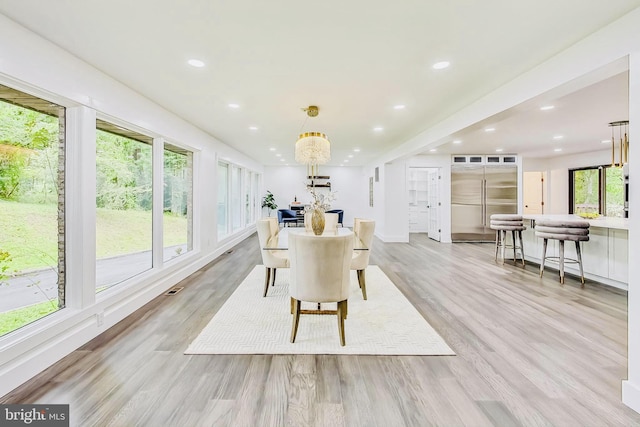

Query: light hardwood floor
left=2, top=233, right=639, bottom=427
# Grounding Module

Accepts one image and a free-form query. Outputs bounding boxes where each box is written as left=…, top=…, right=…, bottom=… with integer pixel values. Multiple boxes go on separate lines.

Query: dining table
left=263, top=228, right=368, bottom=251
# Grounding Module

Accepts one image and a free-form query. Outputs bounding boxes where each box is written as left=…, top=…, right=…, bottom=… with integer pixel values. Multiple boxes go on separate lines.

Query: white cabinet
left=522, top=219, right=628, bottom=290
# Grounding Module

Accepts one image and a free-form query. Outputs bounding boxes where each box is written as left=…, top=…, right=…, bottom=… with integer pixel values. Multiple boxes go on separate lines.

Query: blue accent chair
left=278, top=209, right=299, bottom=227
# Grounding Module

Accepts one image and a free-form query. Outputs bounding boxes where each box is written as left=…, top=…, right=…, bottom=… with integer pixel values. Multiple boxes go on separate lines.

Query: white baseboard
left=623, top=380, right=640, bottom=415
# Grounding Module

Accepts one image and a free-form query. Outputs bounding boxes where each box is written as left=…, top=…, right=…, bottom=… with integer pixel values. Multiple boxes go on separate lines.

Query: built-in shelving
left=306, top=175, right=331, bottom=189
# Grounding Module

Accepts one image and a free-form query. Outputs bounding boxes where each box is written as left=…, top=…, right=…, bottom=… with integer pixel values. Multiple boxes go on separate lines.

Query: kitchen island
left=521, top=214, right=628, bottom=290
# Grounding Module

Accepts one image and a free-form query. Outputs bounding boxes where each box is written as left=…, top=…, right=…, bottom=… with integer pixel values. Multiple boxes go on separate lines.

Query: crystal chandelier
left=295, top=106, right=330, bottom=168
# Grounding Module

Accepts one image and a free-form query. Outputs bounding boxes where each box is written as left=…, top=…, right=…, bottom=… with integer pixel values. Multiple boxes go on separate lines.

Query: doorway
left=523, top=171, right=545, bottom=214
left=408, top=167, right=441, bottom=241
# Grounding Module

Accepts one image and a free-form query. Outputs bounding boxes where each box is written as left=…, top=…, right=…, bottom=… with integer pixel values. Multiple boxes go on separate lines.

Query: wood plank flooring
left=2, top=233, right=640, bottom=426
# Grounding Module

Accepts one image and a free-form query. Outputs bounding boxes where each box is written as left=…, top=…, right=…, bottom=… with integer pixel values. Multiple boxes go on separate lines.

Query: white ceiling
left=0, top=1, right=638, bottom=166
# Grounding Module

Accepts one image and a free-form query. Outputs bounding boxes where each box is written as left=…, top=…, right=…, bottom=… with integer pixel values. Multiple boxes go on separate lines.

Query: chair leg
left=559, top=240, right=565, bottom=284
left=494, top=230, right=500, bottom=261
left=337, top=300, right=347, bottom=346
left=512, top=230, right=517, bottom=263
left=576, top=241, right=585, bottom=287
left=271, top=268, right=277, bottom=286
left=518, top=230, right=525, bottom=267
left=357, top=269, right=367, bottom=300
left=290, top=299, right=301, bottom=343
left=500, top=230, right=506, bottom=265
left=540, top=238, right=548, bottom=277
left=263, top=267, right=271, bottom=297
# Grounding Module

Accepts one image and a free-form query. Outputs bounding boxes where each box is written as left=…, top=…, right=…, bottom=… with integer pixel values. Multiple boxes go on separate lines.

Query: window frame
left=569, top=164, right=624, bottom=216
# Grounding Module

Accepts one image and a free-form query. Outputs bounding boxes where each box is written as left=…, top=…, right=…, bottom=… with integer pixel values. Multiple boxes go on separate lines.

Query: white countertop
left=523, top=214, right=629, bottom=230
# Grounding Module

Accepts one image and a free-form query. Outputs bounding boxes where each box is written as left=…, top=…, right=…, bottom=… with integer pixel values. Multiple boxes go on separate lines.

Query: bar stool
left=489, top=214, right=526, bottom=266
left=534, top=219, right=590, bottom=285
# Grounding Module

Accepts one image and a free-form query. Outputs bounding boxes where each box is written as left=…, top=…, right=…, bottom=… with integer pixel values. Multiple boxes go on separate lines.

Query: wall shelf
left=306, top=175, right=331, bottom=189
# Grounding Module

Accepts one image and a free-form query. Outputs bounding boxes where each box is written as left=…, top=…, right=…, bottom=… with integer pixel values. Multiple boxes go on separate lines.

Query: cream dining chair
left=289, top=231, right=354, bottom=346
left=256, top=219, right=289, bottom=297
left=266, top=216, right=279, bottom=236
left=351, top=219, right=375, bottom=300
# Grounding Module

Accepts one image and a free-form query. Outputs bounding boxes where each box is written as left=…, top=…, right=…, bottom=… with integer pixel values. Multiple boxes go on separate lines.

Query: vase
left=311, top=209, right=325, bottom=235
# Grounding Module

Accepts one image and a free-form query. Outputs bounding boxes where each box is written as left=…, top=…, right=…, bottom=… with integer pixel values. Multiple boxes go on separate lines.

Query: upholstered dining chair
left=267, top=216, right=279, bottom=236
left=353, top=217, right=362, bottom=235
left=289, top=232, right=354, bottom=346
left=256, top=219, right=289, bottom=297
left=351, top=219, right=375, bottom=300
left=325, top=209, right=344, bottom=226
left=323, top=213, right=339, bottom=233
left=304, top=212, right=313, bottom=232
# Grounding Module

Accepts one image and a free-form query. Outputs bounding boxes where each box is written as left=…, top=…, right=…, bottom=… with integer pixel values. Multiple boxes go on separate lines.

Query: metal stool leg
left=518, top=230, right=525, bottom=267
left=559, top=240, right=565, bottom=284
left=540, top=238, right=548, bottom=277
left=494, top=230, right=500, bottom=261
left=500, top=230, right=506, bottom=265
left=575, top=241, right=585, bottom=286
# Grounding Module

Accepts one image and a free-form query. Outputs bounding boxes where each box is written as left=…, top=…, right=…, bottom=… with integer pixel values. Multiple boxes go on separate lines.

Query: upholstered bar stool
left=534, top=219, right=590, bottom=285
left=489, top=214, right=526, bottom=266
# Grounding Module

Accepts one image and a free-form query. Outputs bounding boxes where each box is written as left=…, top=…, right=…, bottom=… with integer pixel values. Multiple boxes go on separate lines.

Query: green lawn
left=0, top=199, right=188, bottom=272
left=0, top=299, right=59, bottom=336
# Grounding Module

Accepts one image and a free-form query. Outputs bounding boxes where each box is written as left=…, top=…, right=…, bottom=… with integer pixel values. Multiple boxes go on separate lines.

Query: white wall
left=263, top=165, right=368, bottom=228
left=0, top=14, right=262, bottom=397
left=623, top=50, right=640, bottom=415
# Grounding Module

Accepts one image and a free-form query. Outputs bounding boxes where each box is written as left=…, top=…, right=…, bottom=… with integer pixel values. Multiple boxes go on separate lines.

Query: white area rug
left=185, top=265, right=455, bottom=355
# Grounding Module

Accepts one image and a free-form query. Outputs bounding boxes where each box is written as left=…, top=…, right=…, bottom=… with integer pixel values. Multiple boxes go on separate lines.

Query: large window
left=0, top=85, right=65, bottom=336
left=570, top=165, right=624, bottom=217
left=217, top=161, right=260, bottom=238
left=96, top=120, right=153, bottom=290
left=231, top=165, right=242, bottom=232
left=217, top=161, right=229, bottom=237
left=163, top=144, right=193, bottom=261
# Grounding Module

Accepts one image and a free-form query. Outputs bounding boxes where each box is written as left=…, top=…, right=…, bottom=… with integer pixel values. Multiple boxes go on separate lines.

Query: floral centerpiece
left=304, top=187, right=336, bottom=235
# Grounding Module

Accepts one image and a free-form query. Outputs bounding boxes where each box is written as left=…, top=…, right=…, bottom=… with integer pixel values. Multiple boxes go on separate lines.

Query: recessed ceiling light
left=228, top=103, right=240, bottom=109
left=340, top=164, right=344, bottom=167
left=452, top=140, right=462, bottom=144
left=432, top=61, right=450, bottom=70
left=348, top=154, right=354, bottom=158
left=280, top=158, right=285, bottom=161
left=344, top=159, right=349, bottom=163
left=269, top=147, right=276, bottom=151
left=429, top=148, right=437, bottom=152
left=601, top=139, right=610, bottom=144
left=249, top=126, right=258, bottom=130
left=495, top=148, right=503, bottom=152
left=353, top=148, right=361, bottom=152
left=393, top=105, right=406, bottom=110
left=553, top=135, right=564, bottom=140
left=275, top=153, right=281, bottom=157
left=485, top=127, right=496, bottom=132
left=554, top=148, right=563, bottom=152
left=540, top=105, right=555, bottom=111
left=187, top=59, right=205, bottom=68
left=373, top=127, right=384, bottom=132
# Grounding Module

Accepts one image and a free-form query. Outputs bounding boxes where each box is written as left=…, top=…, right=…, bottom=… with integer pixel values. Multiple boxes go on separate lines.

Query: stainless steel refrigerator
left=451, top=165, right=517, bottom=241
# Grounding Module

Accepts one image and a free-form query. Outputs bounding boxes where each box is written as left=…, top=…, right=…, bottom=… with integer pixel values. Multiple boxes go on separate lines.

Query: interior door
left=427, top=169, right=440, bottom=241
left=523, top=171, right=544, bottom=214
